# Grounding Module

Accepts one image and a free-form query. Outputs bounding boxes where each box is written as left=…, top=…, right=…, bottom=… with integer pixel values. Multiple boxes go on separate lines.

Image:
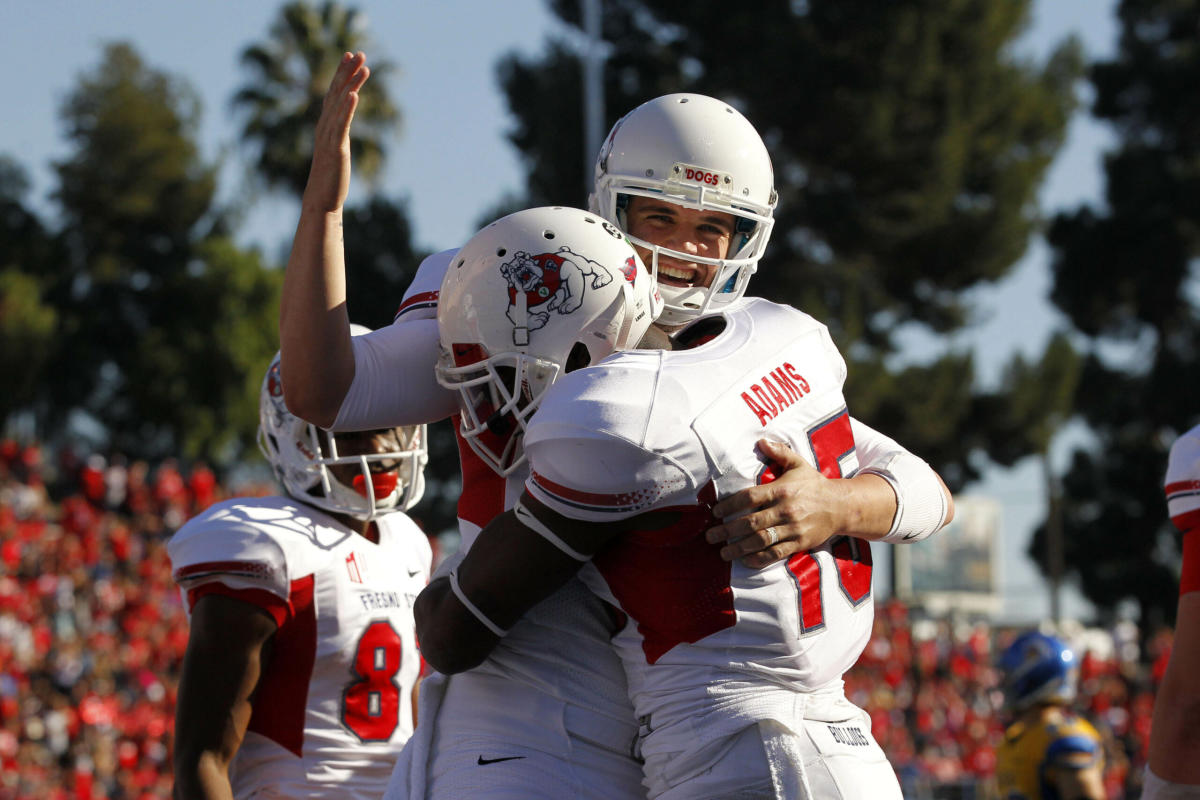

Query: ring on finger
left=765, top=526, right=778, bottom=546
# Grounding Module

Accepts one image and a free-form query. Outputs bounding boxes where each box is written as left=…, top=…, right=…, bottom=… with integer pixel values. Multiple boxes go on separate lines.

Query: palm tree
left=232, top=1, right=399, bottom=198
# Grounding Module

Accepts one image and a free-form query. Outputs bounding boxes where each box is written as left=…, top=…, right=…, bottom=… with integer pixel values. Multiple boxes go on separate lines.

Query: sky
left=0, top=0, right=1121, bottom=624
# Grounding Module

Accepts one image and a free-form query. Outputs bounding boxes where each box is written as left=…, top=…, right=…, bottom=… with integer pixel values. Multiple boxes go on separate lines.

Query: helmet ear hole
left=566, top=342, right=592, bottom=373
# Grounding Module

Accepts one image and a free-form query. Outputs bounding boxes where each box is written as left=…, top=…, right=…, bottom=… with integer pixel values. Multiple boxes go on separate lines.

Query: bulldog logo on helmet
left=501, top=247, right=613, bottom=346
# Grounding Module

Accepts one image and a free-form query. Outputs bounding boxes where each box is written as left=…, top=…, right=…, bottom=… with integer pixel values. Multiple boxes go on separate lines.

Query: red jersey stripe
left=394, top=291, right=439, bottom=319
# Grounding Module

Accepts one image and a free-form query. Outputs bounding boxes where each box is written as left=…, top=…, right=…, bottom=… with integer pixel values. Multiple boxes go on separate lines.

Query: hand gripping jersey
left=368, top=251, right=643, bottom=799
left=524, top=297, right=894, bottom=794
left=168, top=496, right=431, bottom=799
left=994, top=707, right=1104, bottom=800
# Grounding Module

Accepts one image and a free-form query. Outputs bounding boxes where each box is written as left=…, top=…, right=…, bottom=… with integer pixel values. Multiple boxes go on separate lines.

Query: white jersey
left=168, top=496, right=432, bottom=800
left=366, top=251, right=642, bottom=798
left=524, top=297, right=883, bottom=782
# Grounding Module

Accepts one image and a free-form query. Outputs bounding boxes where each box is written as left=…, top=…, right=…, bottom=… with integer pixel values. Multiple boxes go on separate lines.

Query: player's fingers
left=348, top=63, right=370, bottom=94
left=741, top=543, right=787, bottom=569
left=333, top=67, right=369, bottom=119
left=710, top=483, right=777, bottom=520
left=756, top=438, right=806, bottom=468
left=718, top=520, right=781, bottom=561
left=705, top=509, right=765, bottom=544
left=318, top=73, right=365, bottom=143
left=325, top=52, right=362, bottom=101
left=767, top=536, right=810, bottom=562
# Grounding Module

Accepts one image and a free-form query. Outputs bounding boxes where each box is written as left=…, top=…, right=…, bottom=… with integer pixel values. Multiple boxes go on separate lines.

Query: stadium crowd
left=0, top=437, right=1169, bottom=798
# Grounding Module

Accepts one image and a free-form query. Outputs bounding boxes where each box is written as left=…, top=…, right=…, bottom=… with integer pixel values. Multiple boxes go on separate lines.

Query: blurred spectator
left=103, top=454, right=128, bottom=513
left=184, top=462, right=216, bottom=516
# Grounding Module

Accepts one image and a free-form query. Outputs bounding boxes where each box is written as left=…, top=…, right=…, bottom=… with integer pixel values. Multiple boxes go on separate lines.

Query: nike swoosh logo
left=477, top=755, right=526, bottom=765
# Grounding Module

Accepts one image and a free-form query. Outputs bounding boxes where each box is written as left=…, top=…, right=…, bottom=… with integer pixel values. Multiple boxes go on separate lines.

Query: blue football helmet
left=998, top=631, right=1079, bottom=711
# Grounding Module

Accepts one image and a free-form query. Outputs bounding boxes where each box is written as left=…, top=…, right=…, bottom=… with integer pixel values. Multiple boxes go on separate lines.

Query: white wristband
left=860, top=451, right=949, bottom=543
left=514, top=498, right=590, bottom=562
left=448, top=569, right=508, bottom=637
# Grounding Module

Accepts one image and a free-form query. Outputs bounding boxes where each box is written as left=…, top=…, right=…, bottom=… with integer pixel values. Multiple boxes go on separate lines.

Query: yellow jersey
left=994, top=706, right=1104, bottom=800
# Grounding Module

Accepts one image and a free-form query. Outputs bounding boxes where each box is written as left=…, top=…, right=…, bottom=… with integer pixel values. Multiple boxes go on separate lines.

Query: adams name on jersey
left=523, top=297, right=881, bottom=757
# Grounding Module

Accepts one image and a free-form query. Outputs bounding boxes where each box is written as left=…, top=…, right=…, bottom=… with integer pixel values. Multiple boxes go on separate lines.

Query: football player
left=390, top=205, right=660, bottom=798
left=169, top=332, right=432, bottom=800
left=417, top=233, right=953, bottom=798
left=282, top=53, right=951, bottom=798
left=992, top=631, right=1106, bottom=800
left=1144, top=423, right=1200, bottom=799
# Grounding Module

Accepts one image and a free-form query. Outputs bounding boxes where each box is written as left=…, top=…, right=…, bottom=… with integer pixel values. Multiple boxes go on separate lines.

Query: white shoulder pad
left=744, top=298, right=847, bottom=385
left=524, top=364, right=693, bottom=522
left=167, top=499, right=293, bottom=600
left=393, top=248, right=458, bottom=322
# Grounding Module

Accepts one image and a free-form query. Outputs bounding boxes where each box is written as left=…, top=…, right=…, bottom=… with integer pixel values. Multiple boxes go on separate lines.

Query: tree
left=1043, top=0, right=1200, bottom=622
left=0, top=270, right=56, bottom=425
left=0, top=159, right=60, bottom=427
left=494, top=0, right=1081, bottom=490
left=342, top=196, right=428, bottom=329
left=233, top=1, right=399, bottom=198
left=983, top=333, right=1083, bottom=622
left=43, top=43, right=280, bottom=465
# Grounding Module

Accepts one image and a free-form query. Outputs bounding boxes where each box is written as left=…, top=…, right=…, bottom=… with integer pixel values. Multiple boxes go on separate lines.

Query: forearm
left=414, top=576, right=498, bottom=674
left=279, top=207, right=355, bottom=427
left=852, top=418, right=954, bottom=540
left=277, top=53, right=368, bottom=428
left=832, top=473, right=904, bottom=541
left=173, top=751, right=235, bottom=800
left=414, top=502, right=602, bottom=673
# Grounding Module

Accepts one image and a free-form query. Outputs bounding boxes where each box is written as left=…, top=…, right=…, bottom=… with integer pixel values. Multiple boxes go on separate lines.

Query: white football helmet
left=436, top=206, right=662, bottom=476
left=590, top=93, right=778, bottom=326
left=258, top=325, right=428, bottom=519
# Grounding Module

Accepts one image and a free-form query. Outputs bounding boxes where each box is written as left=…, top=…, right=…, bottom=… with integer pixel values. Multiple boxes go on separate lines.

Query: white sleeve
left=332, top=319, right=459, bottom=430
left=850, top=417, right=906, bottom=469
left=525, top=427, right=693, bottom=522
left=1166, top=424, right=1200, bottom=525
left=168, top=516, right=291, bottom=602
left=333, top=248, right=461, bottom=430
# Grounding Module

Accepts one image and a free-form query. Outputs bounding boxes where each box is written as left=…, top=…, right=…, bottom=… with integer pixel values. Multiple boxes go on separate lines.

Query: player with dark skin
left=172, top=427, right=420, bottom=800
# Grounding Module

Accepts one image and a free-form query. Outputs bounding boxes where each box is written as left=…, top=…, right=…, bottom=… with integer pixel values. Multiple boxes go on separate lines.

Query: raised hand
left=304, top=51, right=370, bottom=214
